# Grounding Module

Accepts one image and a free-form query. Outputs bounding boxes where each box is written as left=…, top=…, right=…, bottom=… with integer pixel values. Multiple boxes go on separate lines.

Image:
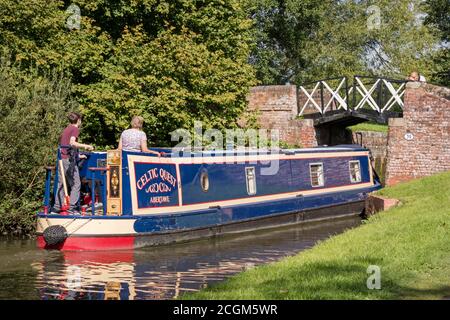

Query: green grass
left=182, top=171, right=450, bottom=299
left=348, top=122, right=388, bottom=133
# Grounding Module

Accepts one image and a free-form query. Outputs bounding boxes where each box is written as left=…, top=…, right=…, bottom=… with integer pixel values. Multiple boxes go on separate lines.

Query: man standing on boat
left=52, top=112, right=94, bottom=214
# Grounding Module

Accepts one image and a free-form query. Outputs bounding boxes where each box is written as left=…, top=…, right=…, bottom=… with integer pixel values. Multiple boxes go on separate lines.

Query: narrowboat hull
left=36, top=146, right=382, bottom=251
left=36, top=184, right=380, bottom=251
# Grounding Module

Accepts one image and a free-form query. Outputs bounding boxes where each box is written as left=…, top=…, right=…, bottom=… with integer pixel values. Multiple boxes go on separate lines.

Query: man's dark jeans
left=54, top=158, right=81, bottom=210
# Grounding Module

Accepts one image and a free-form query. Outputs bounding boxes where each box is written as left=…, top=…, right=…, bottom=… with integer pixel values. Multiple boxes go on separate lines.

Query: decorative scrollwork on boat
left=110, top=166, right=120, bottom=198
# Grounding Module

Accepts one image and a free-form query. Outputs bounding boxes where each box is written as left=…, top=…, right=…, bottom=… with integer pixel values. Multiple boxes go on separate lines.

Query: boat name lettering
left=136, top=167, right=177, bottom=190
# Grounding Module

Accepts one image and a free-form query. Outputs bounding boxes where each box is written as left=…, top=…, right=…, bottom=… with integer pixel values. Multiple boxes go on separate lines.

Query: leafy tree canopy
left=423, top=0, right=449, bottom=86
left=246, top=0, right=444, bottom=84
left=0, top=0, right=257, bottom=146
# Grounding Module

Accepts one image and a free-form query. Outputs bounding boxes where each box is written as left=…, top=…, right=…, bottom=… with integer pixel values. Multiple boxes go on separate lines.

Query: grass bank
left=348, top=122, right=388, bottom=133
left=183, top=171, right=450, bottom=299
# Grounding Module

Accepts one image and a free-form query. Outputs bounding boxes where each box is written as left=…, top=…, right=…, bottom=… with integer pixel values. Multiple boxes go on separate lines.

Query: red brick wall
left=351, top=131, right=388, bottom=159
left=246, top=85, right=317, bottom=147
left=385, top=82, right=450, bottom=186
left=284, top=119, right=317, bottom=148
left=247, top=85, right=297, bottom=129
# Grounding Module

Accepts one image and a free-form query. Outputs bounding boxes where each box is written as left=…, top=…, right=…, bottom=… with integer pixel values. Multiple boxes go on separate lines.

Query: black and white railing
left=298, top=75, right=407, bottom=116
left=299, top=76, right=350, bottom=115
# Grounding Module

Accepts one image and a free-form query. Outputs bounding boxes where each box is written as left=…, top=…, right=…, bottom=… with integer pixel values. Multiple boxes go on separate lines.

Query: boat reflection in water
left=32, top=251, right=136, bottom=300
left=32, top=217, right=360, bottom=300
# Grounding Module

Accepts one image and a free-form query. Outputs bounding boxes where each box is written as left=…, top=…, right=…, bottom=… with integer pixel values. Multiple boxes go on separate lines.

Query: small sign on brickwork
left=404, top=132, right=414, bottom=141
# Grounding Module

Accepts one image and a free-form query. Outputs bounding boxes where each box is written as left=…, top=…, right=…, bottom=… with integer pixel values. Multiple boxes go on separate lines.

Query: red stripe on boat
left=37, top=235, right=135, bottom=251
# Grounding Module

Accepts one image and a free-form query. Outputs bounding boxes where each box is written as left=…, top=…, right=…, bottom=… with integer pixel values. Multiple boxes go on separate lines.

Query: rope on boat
left=67, top=218, right=93, bottom=236
left=42, top=217, right=81, bottom=229
left=62, top=218, right=77, bottom=229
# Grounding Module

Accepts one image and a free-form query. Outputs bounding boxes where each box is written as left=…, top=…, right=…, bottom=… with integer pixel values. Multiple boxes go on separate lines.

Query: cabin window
left=349, top=160, right=362, bottom=183
left=310, top=163, right=324, bottom=187
left=200, top=170, right=209, bottom=192
left=245, top=167, right=257, bottom=195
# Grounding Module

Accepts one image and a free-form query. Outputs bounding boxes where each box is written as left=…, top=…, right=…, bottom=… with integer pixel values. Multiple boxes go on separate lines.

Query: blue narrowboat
left=36, top=145, right=382, bottom=250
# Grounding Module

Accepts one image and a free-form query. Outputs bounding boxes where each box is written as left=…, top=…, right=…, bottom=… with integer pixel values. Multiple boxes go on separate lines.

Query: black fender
left=43, top=225, right=68, bottom=246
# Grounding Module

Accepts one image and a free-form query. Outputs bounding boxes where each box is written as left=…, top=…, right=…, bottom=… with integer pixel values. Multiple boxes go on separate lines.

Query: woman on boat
left=118, top=116, right=160, bottom=156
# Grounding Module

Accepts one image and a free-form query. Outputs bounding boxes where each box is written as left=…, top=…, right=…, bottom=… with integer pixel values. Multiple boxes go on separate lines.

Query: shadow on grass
left=397, top=285, right=450, bottom=300
left=192, top=257, right=450, bottom=300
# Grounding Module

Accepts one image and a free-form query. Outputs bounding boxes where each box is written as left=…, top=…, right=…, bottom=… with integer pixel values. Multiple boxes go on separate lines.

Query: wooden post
left=58, top=160, right=70, bottom=211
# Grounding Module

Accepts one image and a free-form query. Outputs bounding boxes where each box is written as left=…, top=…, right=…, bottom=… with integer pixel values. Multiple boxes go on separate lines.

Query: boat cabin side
left=40, top=146, right=380, bottom=217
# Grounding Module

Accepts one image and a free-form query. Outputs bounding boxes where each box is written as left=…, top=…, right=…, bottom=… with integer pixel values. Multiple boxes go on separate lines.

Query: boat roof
left=118, top=144, right=369, bottom=158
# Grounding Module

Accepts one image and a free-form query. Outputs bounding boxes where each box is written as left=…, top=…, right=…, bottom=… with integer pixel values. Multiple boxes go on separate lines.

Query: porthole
left=200, top=170, right=209, bottom=192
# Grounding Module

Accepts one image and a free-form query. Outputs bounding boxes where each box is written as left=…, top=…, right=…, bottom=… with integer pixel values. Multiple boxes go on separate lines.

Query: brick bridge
left=246, top=78, right=450, bottom=186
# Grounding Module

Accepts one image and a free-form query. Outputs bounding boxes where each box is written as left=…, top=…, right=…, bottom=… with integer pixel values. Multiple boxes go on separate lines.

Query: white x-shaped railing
left=298, top=76, right=406, bottom=116
left=299, top=77, right=349, bottom=115
left=353, top=77, right=405, bottom=113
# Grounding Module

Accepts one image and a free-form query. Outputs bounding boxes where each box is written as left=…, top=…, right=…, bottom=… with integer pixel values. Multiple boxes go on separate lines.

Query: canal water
left=0, top=216, right=360, bottom=300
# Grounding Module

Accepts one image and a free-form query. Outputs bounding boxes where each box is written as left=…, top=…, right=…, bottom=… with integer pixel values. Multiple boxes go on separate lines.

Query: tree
left=247, top=0, right=442, bottom=84
left=424, top=0, right=450, bottom=86
left=424, top=0, right=450, bottom=41
left=77, top=0, right=257, bottom=146
left=0, top=57, right=77, bottom=234
left=0, top=0, right=257, bottom=147
left=245, top=0, right=329, bottom=84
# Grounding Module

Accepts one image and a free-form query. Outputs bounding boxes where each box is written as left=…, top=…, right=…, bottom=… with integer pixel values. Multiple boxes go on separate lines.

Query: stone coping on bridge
left=387, top=117, right=405, bottom=126
left=406, top=81, right=450, bottom=100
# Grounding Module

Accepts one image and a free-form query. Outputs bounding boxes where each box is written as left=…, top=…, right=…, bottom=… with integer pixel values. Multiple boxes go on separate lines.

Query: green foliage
left=423, top=0, right=450, bottom=86
left=0, top=57, right=77, bottom=235
left=247, top=0, right=443, bottom=84
left=430, top=49, right=450, bottom=87
left=424, top=0, right=450, bottom=42
left=245, top=0, right=330, bottom=84
left=80, top=24, right=256, bottom=146
left=0, top=195, right=42, bottom=236
left=0, top=0, right=257, bottom=147
left=278, top=141, right=301, bottom=149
